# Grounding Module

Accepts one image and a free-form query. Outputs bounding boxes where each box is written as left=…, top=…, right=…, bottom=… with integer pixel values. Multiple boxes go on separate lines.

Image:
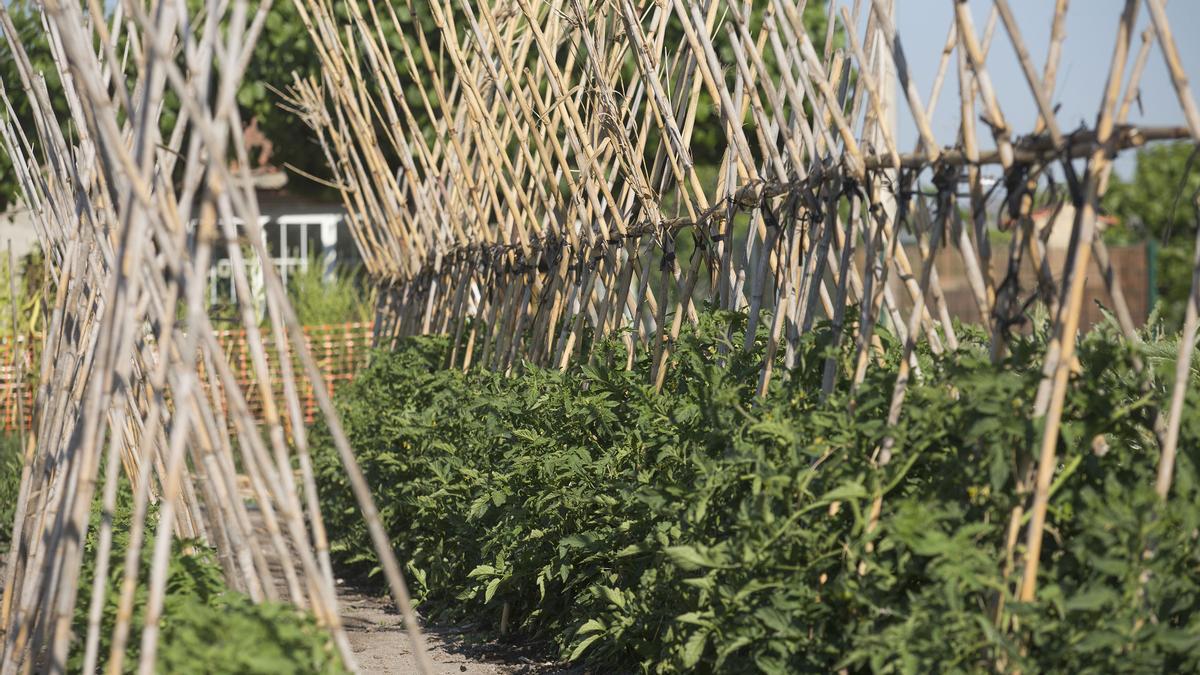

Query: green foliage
left=0, top=433, right=22, bottom=551
left=201, top=0, right=449, bottom=196
left=0, top=248, right=44, bottom=339
left=0, top=1, right=70, bottom=211
left=68, top=479, right=346, bottom=674
left=288, top=257, right=375, bottom=326
left=1104, top=142, right=1200, bottom=329
left=313, top=311, right=1200, bottom=673
left=1106, top=143, right=1200, bottom=242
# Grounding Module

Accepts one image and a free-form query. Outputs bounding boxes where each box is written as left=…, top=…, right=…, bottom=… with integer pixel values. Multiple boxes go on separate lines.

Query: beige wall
left=856, top=241, right=1151, bottom=332
left=0, top=207, right=40, bottom=260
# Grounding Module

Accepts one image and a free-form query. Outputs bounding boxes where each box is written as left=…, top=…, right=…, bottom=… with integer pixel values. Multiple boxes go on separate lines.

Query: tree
left=1104, top=142, right=1200, bottom=329
left=0, top=0, right=68, bottom=211
left=231, top=0, right=447, bottom=196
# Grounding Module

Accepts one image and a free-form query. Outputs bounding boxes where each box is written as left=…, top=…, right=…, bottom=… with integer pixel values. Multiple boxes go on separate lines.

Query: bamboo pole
left=1018, top=0, right=1141, bottom=604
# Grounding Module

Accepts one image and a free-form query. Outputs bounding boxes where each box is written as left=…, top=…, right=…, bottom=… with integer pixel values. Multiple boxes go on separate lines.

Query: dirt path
left=2, top=522, right=561, bottom=674
left=240, top=490, right=561, bottom=673
left=339, top=585, right=562, bottom=674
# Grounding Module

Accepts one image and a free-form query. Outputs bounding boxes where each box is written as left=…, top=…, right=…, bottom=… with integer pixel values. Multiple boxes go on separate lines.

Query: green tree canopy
left=1106, top=142, right=1200, bottom=241
left=1104, top=142, right=1200, bottom=329
left=0, top=0, right=68, bottom=211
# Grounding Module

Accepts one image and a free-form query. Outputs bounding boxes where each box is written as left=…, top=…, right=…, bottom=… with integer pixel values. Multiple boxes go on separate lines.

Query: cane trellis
left=0, top=0, right=1198, bottom=672
left=0, top=1, right=433, bottom=672
left=288, top=0, right=1199, bottom=608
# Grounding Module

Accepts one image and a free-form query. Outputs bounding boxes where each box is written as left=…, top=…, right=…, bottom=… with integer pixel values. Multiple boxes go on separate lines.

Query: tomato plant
left=313, top=310, right=1200, bottom=672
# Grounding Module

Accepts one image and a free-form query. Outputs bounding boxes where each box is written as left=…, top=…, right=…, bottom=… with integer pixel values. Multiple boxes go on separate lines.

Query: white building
left=205, top=186, right=358, bottom=312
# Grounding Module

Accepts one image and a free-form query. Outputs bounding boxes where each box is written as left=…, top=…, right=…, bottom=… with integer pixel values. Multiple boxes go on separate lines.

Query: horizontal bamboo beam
left=375, top=123, right=1191, bottom=282
left=864, top=124, right=1191, bottom=169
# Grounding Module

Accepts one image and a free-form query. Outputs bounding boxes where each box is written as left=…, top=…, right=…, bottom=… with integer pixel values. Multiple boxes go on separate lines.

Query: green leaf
left=665, top=545, right=721, bottom=571
left=674, top=611, right=714, bottom=627
left=1064, top=586, right=1117, bottom=613
left=680, top=629, right=708, bottom=668
left=615, top=543, right=644, bottom=557
left=467, top=564, right=497, bottom=579
left=568, top=634, right=603, bottom=662
left=818, top=482, right=868, bottom=503
left=576, top=618, right=606, bottom=636
left=484, top=578, right=501, bottom=604
left=599, top=586, right=625, bottom=610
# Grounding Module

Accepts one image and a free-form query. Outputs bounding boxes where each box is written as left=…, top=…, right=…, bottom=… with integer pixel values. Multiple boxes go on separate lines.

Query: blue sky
left=887, top=0, right=1200, bottom=178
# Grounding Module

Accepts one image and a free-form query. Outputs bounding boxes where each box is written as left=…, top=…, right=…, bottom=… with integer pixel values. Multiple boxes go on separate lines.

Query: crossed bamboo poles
left=290, top=0, right=1200, bottom=647
left=0, top=0, right=433, bottom=672
left=0, top=0, right=1198, bottom=671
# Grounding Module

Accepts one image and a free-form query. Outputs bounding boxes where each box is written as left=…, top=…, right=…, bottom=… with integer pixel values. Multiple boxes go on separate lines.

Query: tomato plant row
left=314, top=311, right=1200, bottom=673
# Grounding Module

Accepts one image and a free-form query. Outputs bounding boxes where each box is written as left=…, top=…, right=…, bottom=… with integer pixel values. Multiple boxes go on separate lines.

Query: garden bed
left=313, top=312, right=1200, bottom=673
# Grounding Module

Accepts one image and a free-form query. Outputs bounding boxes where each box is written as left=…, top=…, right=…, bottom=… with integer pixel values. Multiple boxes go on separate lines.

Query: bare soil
left=338, top=584, right=565, bottom=674
left=239, top=492, right=566, bottom=674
